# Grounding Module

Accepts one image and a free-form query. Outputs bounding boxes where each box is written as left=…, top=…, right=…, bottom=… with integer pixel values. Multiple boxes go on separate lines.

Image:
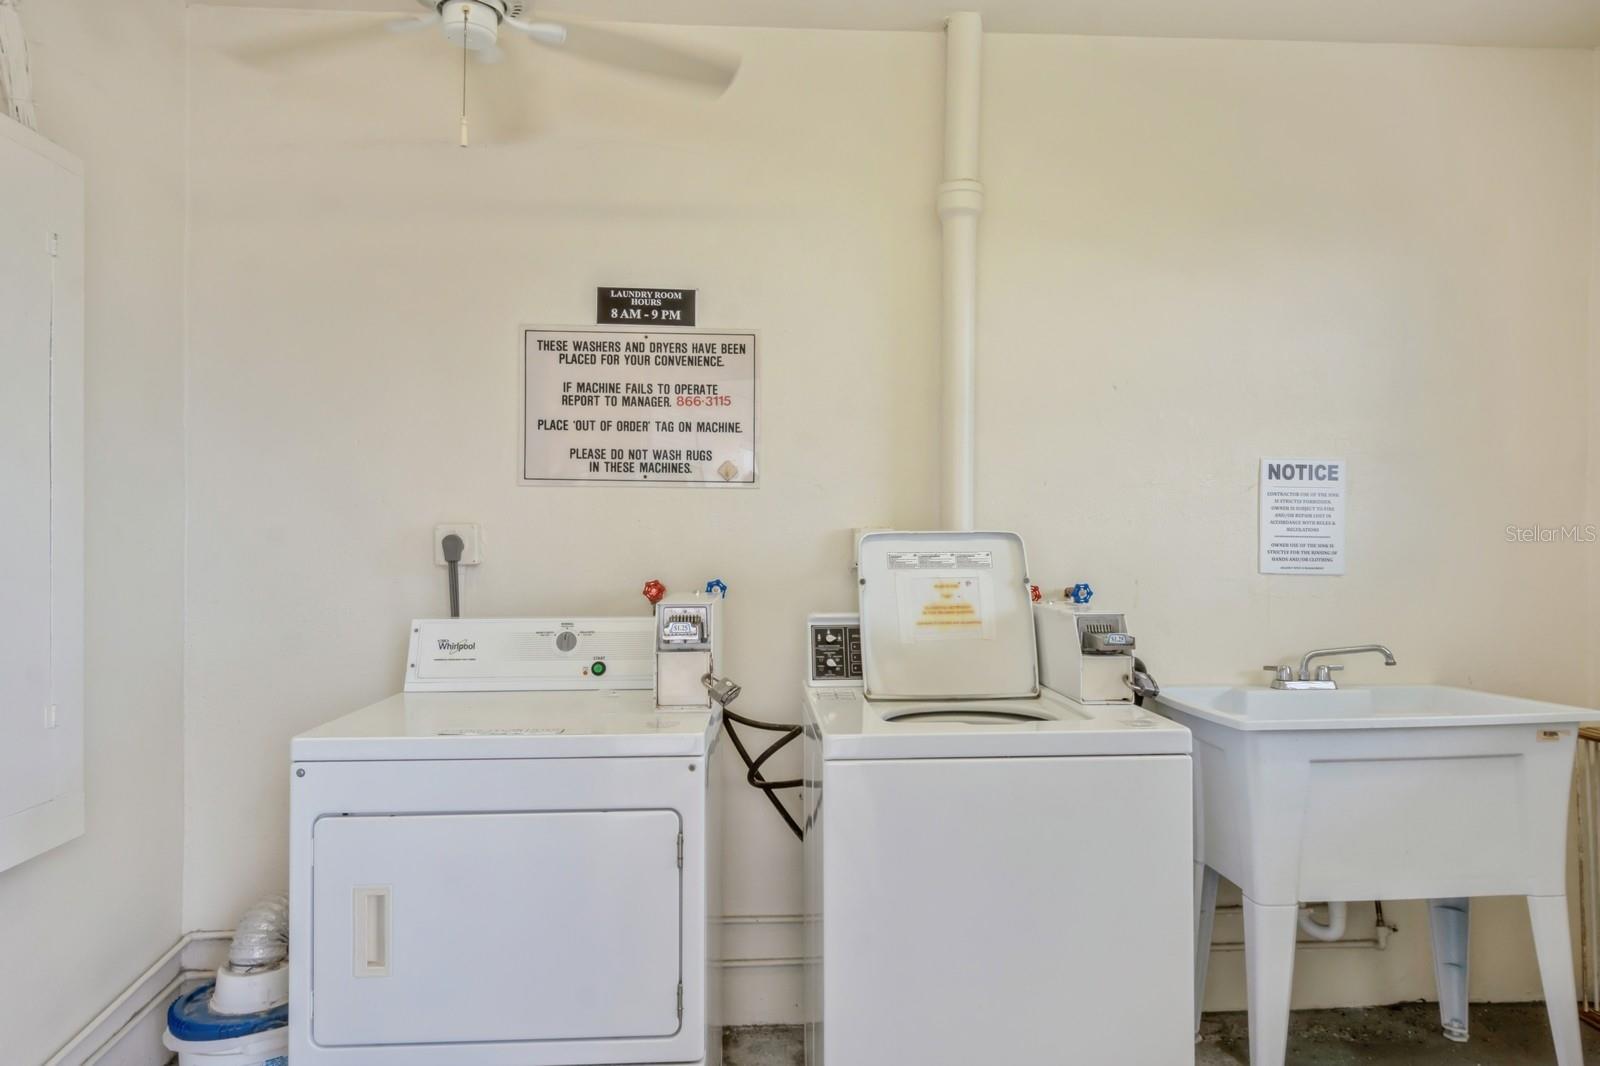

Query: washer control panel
left=808, top=613, right=863, bottom=686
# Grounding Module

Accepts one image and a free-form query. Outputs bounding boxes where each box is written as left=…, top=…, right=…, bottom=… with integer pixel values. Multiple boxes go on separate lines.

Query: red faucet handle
left=1029, top=584, right=1042, bottom=603
left=642, top=579, right=667, bottom=605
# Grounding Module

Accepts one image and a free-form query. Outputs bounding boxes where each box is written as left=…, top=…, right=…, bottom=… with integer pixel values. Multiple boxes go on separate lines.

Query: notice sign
left=1259, top=458, right=1346, bottom=575
left=522, top=327, right=757, bottom=486
left=597, top=288, right=696, bottom=326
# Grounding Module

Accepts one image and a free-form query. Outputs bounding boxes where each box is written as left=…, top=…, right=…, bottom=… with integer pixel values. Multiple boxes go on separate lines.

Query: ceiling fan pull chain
left=459, top=7, right=470, bottom=147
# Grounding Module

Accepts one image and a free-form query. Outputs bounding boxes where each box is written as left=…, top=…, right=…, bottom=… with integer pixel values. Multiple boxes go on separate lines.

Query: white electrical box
left=0, top=116, right=84, bottom=873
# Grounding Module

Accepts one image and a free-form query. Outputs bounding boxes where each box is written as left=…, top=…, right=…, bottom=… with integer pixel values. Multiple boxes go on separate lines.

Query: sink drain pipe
left=939, top=11, right=983, bottom=531
left=1298, top=900, right=1349, bottom=942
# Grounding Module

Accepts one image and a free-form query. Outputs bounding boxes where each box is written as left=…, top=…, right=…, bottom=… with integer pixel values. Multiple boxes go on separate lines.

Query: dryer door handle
left=353, top=885, right=391, bottom=977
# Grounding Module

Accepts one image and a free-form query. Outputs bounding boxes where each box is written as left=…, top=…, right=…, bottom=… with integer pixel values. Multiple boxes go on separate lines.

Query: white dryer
left=290, top=616, right=721, bottom=1066
left=802, top=532, right=1194, bottom=1066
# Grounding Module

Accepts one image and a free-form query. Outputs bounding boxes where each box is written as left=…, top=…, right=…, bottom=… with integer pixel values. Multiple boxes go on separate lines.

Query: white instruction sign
left=522, top=327, right=757, bottom=485
left=1259, top=458, right=1346, bottom=575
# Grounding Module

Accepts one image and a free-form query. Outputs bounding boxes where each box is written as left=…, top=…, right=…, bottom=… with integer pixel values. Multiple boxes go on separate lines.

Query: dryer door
left=311, top=809, right=682, bottom=1047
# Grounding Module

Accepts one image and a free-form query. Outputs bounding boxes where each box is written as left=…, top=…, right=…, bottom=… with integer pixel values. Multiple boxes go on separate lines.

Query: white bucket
left=164, top=1024, right=287, bottom=1066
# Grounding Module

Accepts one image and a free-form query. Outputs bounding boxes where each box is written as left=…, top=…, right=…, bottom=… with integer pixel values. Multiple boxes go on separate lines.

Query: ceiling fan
left=229, top=1, right=741, bottom=145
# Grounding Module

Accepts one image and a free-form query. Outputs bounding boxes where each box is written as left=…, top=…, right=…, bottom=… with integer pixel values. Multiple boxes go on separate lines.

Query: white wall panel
left=0, top=1, right=188, bottom=1060
left=0, top=117, right=83, bottom=872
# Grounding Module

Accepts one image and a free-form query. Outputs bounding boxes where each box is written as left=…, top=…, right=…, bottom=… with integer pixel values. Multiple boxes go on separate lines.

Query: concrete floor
left=724, top=1003, right=1600, bottom=1064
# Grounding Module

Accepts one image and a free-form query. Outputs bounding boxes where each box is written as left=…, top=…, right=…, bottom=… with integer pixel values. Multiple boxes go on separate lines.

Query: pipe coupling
left=937, top=179, right=985, bottom=220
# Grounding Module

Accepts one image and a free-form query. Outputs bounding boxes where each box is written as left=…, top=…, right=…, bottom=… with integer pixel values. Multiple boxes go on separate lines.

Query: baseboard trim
left=38, top=919, right=807, bottom=1062
left=718, top=913, right=804, bottom=973
left=42, top=932, right=232, bottom=1066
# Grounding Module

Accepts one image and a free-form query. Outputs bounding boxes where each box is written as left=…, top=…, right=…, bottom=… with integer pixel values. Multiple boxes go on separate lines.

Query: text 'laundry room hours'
left=522, top=327, right=758, bottom=486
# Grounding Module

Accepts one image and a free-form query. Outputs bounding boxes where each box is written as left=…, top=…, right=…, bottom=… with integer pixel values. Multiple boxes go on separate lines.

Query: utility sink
left=1155, top=683, right=1600, bottom=1066
left=1160, top=683, right=1594, bottom=730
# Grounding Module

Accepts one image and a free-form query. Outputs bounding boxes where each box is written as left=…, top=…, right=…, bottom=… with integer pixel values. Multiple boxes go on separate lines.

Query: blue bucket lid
left=167, top=982, right=288, bottom=1042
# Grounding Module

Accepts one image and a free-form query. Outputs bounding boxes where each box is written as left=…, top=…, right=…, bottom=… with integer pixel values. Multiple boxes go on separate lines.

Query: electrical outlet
left=434, top=524, right=483, bottom=566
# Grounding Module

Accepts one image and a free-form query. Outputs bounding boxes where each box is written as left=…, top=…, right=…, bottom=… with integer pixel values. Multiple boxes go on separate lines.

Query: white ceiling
left=190, top=0, right=1600, bottom=48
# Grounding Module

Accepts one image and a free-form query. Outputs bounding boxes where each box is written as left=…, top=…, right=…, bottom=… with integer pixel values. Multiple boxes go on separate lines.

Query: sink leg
left=1528, top=895, right=1583, bottom=1066
left=1427, top=898, right=1471, bottom=1042
left=1243, top=896, right=1298, bottom=1066
left=1195, top=864, right=1219, bottom=1034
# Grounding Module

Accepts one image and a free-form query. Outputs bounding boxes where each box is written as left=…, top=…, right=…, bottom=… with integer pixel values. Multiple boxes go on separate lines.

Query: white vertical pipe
left=938, top=12, right=983, bottom=531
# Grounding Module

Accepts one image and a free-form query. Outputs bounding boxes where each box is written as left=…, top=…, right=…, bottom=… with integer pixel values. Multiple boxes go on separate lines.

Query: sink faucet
left=1263, top=644, right=1397, bottom=690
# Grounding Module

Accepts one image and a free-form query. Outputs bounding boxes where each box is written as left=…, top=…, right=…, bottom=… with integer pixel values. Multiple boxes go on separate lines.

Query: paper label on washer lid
left=897, top=573, right=994, bottom=641
left=887, top=551, right=993, bottom=570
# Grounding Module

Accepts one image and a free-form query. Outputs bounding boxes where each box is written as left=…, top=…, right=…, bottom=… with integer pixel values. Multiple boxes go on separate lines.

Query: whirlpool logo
left=437, top=639, right=477, bottom=653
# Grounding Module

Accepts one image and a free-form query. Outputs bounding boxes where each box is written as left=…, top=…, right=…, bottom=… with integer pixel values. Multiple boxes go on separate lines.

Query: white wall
left=980, top=35, right=1596, bottom=1007
left=185, top=7, right=1598, bottom=1020
left=0, top=1, right=188, bottom=1062
left=184, top=7, right=941, bottom=1021
left=1591, top=56, right=1600, bottom=712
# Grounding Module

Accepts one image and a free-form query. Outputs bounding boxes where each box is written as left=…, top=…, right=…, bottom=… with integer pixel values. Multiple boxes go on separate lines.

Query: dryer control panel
left=405, top=617, right=655, bottom=693
left=808, top=613, right=863, bottom=686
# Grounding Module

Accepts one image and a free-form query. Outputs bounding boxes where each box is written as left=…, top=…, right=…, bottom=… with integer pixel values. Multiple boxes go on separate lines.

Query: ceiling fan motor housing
left=439, top=0, right=506, bottom=52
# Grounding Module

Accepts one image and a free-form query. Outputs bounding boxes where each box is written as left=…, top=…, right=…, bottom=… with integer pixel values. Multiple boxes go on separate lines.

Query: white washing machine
left=290, top=615, right=721, bottom=1066
left=802, top=531, right=1195, bottom=1066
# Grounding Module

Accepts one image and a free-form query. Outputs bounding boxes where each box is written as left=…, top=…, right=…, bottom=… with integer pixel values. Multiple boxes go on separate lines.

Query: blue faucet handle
left=1068, top=582, right=1094, bottom=605
left=704, top=579, right=729, bottom=599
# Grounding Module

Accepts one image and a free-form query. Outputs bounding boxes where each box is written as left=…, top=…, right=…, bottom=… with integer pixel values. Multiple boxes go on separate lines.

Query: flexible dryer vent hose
left=229, top=894, right=289, bottom=971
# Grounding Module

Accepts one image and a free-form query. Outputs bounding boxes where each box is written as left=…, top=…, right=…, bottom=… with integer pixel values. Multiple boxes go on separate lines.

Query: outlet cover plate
left=434, top=523, right=483, bottom=566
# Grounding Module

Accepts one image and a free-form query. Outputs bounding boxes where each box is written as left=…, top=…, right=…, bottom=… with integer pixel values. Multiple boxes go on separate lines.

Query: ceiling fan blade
left=225, top=17, right=405, bottom=67
left=504, top=18, right=568, bottom=46
left=528, top=18, right=740, bottom=94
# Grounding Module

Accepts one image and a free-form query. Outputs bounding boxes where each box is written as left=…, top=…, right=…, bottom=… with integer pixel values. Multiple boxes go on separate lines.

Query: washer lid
left=857, top=530, right=1039, bottom=700
left=803, top=686, right=1193, bottom=759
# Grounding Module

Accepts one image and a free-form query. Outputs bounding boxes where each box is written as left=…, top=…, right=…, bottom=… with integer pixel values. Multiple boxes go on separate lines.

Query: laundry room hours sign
left=521, top=327, right=758, bottom=486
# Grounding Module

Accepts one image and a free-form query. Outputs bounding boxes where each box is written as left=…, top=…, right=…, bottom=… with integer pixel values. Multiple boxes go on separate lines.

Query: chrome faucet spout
left=1296, top=644, right=1397, bottom=683
left=1263, top=644, right=1397, bottom=690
